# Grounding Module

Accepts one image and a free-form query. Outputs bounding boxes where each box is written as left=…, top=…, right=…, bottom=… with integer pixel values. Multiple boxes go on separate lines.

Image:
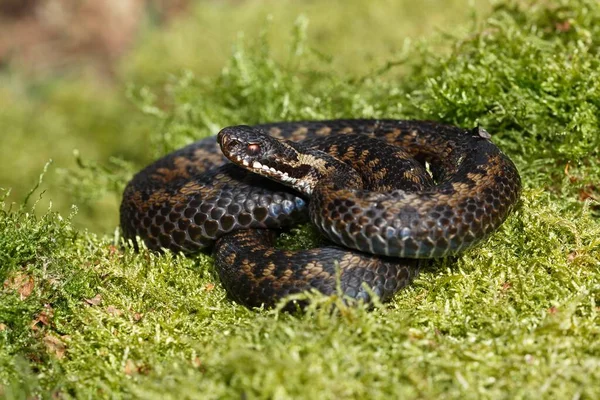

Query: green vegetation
left=0, top=0, right=490, bottom=234
left=1, top=0, right=599, bottom=398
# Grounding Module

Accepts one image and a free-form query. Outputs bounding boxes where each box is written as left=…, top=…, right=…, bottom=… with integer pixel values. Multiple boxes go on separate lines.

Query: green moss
left=0, top=78, right=154, bottom=233
left=123, top=0, right=490, bottom=84
left=405, top=0, right=600, bottom=160
left=0, top=0, right=486, bottom=237
left=1, top=0, right=600, bottom=398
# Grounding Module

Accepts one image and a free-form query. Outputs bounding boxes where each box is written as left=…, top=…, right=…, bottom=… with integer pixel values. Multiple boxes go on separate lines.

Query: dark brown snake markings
left=120, top=120, right=521, bottom=308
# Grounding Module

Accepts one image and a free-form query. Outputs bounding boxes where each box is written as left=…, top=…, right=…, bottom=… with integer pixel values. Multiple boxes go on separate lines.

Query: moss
left=1, top=0, right=600, bottom=398
left=0, top=78, right=154, bottom=233
left=123, top=0, right=490, bottom=84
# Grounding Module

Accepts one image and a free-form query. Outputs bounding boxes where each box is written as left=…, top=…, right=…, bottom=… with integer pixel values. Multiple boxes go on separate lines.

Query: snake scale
left=120, top=120, right=521, bottom=308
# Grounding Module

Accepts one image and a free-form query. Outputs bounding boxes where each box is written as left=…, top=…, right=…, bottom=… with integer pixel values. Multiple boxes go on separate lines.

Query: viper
left=120, top=120, right=521, bottom=308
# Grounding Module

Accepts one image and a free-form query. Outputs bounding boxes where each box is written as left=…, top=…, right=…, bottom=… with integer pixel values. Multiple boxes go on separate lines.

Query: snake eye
left=247, top=143, right=261, bottom=155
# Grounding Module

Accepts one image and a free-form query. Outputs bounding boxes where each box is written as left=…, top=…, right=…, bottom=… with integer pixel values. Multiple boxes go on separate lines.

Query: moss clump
left=1, top=0, right=599, bottom=398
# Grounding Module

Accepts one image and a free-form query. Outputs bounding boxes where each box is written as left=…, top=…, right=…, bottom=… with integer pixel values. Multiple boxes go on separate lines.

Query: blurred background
left=0, top=0, right=489, bottom=233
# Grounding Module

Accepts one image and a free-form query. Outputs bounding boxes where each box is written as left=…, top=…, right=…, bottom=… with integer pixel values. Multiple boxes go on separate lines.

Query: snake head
left=219, top=125, right=289, bottom=166
left=218, top=125, right=310, bottom=191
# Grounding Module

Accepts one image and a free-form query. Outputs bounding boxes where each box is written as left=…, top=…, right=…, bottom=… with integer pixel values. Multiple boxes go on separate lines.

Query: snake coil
left=120, top=120, right=521, bottom=308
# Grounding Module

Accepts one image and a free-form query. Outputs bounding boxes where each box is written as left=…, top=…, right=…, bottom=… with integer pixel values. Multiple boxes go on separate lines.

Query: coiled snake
left=120, top=120, right=521, bottom=308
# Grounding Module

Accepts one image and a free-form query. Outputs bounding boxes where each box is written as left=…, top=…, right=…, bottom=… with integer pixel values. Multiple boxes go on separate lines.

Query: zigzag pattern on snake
left=120, top=120, right=521, bottom=308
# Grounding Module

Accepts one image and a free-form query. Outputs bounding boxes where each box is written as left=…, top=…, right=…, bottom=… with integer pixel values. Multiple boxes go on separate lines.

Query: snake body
left=120, top=120, right=521, bottom=308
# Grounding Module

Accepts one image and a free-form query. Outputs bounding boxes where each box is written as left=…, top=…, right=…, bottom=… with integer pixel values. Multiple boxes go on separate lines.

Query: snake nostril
left=224, top=138, right=240, bottom=150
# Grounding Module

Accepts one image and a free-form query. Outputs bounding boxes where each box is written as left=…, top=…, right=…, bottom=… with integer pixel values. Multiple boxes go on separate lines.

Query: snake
left=120, top=120, right=521, bottom=308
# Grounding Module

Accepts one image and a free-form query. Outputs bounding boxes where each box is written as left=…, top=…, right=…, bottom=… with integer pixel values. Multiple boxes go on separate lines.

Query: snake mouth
left=240, top=158, right=314, bottom=193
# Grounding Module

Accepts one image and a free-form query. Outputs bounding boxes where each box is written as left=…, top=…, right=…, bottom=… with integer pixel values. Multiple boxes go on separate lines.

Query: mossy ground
left=1, top=0, right=599, bottom=398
